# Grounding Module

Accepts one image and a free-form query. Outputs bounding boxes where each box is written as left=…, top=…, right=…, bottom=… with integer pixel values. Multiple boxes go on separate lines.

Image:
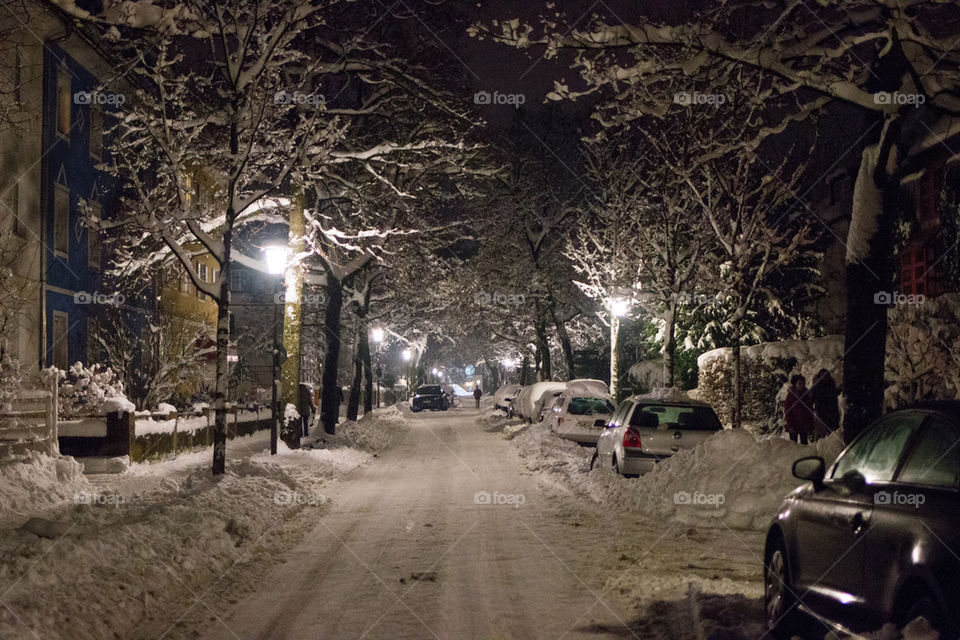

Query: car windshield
left=630, top=404, right=722, bottom=431
left=568, top=397, right=615, bottom=415
left=417, top=385, right=442, bottom=396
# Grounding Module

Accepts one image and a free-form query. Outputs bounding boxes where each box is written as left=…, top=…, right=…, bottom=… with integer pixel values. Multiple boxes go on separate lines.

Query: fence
left=0, top=387, right=58, bottom=458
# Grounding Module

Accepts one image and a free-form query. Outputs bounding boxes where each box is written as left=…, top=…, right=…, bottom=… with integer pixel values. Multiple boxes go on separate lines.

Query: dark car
left=764, top=402, right=960, bottom=639
left=411, top=385, right=449, bottom=412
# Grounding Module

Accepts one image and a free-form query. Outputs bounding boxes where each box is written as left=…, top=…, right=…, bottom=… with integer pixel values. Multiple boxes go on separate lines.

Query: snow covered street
left=168, top=407, right=767, bottom=640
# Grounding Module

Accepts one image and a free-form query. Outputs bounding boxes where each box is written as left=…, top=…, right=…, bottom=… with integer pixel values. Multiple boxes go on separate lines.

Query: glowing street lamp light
left=263, top=245, right=289, bottom=276
left=609, top=297, right=629, bottom=318
left=401, top=349, right=412, bottom=361
left=371, top=327, right=384, bottom=343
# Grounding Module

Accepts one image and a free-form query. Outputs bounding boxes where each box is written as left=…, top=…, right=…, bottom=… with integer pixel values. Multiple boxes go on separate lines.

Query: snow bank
left=320, top=405, right=408, bottom=453
left=474, top=407, right=524, bottom=432
left=0, top=451, right=90, bottom=519
left=511, top=426, right=846, bottom=531
left=697, top=335, right=844, bottom=382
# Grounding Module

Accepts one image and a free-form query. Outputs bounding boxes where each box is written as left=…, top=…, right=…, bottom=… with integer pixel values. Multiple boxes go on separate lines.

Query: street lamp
left=431, top=367, right=439, bottom=383
left=607, top=297, right=629, bottom=397
left=370, top=327, right=384, bottom=408
left=264, top=244, right=288, bottom=455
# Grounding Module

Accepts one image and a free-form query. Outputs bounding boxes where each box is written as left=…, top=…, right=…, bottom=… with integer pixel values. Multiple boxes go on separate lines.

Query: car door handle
left=673, top=431, right=682, bottom=439
left=850, top=512, right=866, bottom=535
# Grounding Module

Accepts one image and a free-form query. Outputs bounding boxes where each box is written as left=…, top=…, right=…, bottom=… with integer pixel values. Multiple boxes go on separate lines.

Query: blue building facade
left=40, top=41, right=120, bottom=369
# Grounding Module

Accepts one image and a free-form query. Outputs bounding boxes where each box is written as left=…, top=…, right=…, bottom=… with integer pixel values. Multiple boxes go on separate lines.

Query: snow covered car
left=513, top=381, right=567, bottom=423
left=410, top=385, right=449, bottom=412
left=492, top=383, right=522, bottom=412
left=595, top=396, right=723, bottom=477
left=545, top=382, right=616, bottom=445
left=763, top=402, right=960, bottom=639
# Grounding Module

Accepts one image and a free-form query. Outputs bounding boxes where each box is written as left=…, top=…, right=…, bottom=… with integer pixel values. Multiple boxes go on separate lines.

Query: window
left=9, top=178, right=23, bottom=236
left=179, top=268, right=191, bottom=293
left=896, top=416, right=960, bottom=488
left=230, top=270, right=246, bottom=292
left=56, top=67, right=71, bottom=138
left=568, top=397, right=616, bottom=416
left=13, top=48, right=21, bottom=104
left=87, top=202, right=101, bottom=268
left=832, top=412, right=926, bottom=483
left=630, top=404, right=723, bottom=431
left=54, top=186, right=69, bottom=255
left=89, top=105, right=102, bottom=158
left=52, top=311, right=68, bottom=369
left=196, top=262, right=207, bottom=299
left=900, top=248, right=931, bottom=297
left=86, top=317, right=98, bottom=365
left=212, top=268, right=219, bottom=291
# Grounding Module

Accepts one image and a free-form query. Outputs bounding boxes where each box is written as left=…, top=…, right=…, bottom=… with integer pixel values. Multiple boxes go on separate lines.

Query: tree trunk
left=553, top=314, right=575, bottom=381
left=520, top=354, right=532, bottom=386
left=319, top=275, right=343, bottom=434
left=535, top=318, right=551, bottom=380
left=731, top=319, right=742, bottom=429
left=842, top=126, right=899, bottom=444
left=662, top=300, right=677, bottom=388
left=362, top=328, right=373, bottom=414
left=609, top=315, right=620, bottom=397
left=347, top=322, right=362, bottom=421
left=280, top=189, right=305, bottom=412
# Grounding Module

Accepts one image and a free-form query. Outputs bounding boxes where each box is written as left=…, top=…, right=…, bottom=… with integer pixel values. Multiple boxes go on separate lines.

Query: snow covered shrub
left=42, top=362, right=127, bottom=419
left=0, top=351, right=22, bottom=408
left=885, top=293, right=960, bottom=407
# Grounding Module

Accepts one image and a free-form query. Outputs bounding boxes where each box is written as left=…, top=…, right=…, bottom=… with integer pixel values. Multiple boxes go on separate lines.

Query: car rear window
left=568, top=397, right=615, bottom=415
left=417, top=386, right=442, bottom=395
left=629, top=404, right=722, bottom=431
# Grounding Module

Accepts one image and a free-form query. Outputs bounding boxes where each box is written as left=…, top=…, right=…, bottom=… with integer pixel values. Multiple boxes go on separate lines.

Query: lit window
left=56, top=68, right=71, bottom=138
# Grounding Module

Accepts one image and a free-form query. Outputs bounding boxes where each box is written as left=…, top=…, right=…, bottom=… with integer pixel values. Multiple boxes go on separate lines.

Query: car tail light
left=622, top=428, right=642, bottom=449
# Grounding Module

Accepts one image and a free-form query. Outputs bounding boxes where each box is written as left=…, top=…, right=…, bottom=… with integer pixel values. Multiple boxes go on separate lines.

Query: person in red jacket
left=784, top=374, right=815, bottom=445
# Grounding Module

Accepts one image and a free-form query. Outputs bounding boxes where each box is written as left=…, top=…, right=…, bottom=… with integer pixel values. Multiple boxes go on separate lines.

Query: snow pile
left=697, top=335, right=844, bottom=383
left=474, top=407, right=523, bottom=432
left=156, top=402, right=177, bottom=416
left=0, top=451, right=90, bottom=519
left=326, top=406, right=408, bottom=453
left=511, top=426, right=846, bottom=531
left=100, top=396, right=136, bottom=415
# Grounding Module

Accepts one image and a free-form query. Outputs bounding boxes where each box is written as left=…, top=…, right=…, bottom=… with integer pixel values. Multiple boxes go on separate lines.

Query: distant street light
left=607, top=297, right=630, bottom=397
left=402, top=349, right=412, bottom=361
left=263, top=244, right=289, bottom=455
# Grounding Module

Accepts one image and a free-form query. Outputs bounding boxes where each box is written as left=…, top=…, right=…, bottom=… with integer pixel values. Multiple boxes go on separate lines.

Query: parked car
left=763, top=402, right=960, bottom=639
left=492, top=384, right=522, bottom=413
left=545, top=380, right=616, bottom=445
left=513, top=381, right=567, bottom=423
left=595, top=397, right=723, bottom=476
left=410, top=385, right=449, bottom=412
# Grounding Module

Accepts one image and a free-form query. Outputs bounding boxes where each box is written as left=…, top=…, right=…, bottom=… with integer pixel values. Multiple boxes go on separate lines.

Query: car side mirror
left=792, top=456, right=826, bottom=491
left=594, top=419, right=607, bottom=428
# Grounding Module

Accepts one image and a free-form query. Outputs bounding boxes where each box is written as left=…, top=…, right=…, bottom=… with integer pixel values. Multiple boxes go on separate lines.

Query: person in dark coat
left=473, top=385, right=482, bottom=409
left=297, top=383, right=315, bottom=437
left=784, top=374, right=815, bottom=445
left=811, top=369, right=841, bottom=437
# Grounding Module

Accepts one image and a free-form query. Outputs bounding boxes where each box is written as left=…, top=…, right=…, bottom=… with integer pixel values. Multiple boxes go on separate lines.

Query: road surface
left=192, top=408, right=634, bottom=639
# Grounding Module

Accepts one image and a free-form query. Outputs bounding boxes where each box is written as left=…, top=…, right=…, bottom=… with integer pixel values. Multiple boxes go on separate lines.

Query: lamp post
left=264, top=245, right=288, bottom=455
left=402, top=349, right=412, bottom=399
left=371, top=327, right=384, bottom=407
left=608, top=297, right=629, bottom=398
left=431, top=367, right=439, bottom=383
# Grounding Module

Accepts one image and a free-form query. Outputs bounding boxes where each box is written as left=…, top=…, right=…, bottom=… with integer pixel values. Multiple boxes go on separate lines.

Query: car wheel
left=764, top=539, right=800, bottom=639
left=411, top=407, right=421, bottom=413
left=900, top=593, right=947, bottom=636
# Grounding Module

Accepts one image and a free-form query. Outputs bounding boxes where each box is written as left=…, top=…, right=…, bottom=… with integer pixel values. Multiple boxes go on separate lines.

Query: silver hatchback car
left=595, top=397, right=724, bottom=476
